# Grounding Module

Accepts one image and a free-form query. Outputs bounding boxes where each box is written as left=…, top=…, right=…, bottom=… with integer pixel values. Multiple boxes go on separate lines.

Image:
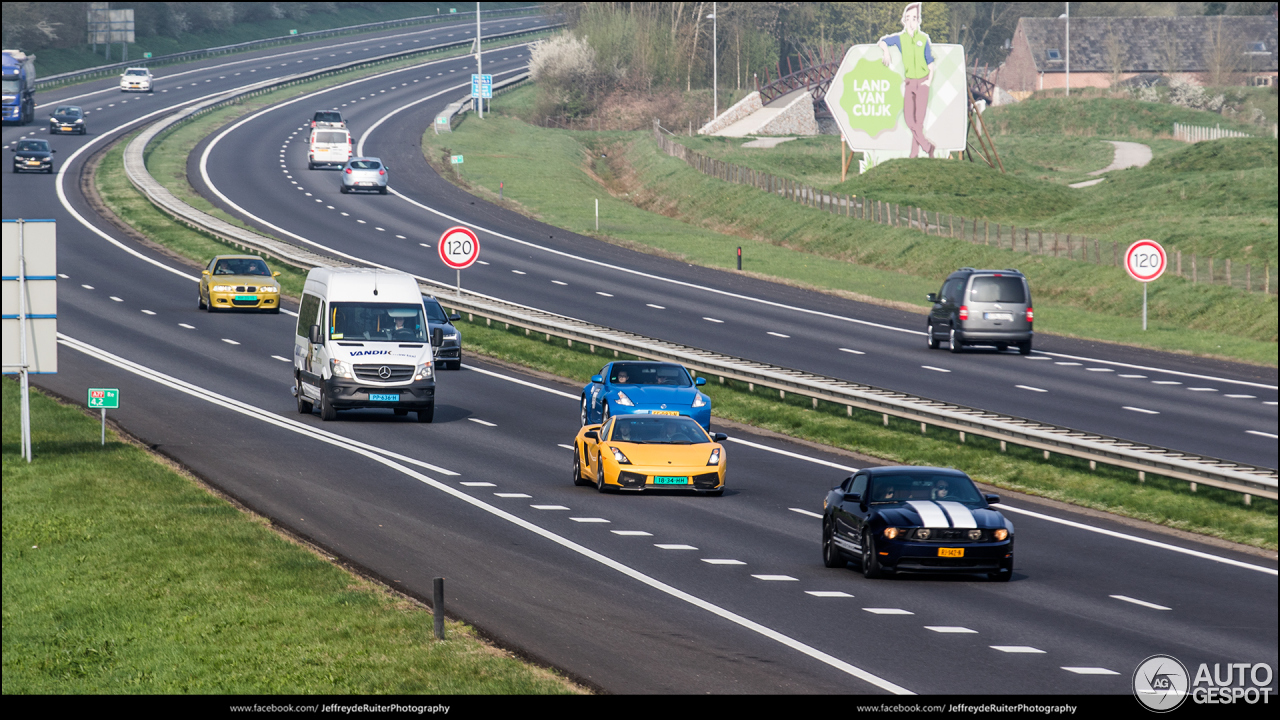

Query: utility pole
left=1065, top=2, right=1070, bottom=97
left=476, top=2, right=483, bottom=119
left=708, top=3, right=718, bottom=119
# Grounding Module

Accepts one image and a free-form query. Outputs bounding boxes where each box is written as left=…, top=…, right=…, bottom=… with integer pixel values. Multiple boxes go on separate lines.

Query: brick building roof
left=1017, top=15, right=1277, bottom=74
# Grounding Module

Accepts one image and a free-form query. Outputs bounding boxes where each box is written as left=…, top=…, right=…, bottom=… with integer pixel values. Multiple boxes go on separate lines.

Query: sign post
left=88, top=388, right=119, bottom=445
left=1124, top=239, right=1167, bottom=331
left=438, top=226, right=480, bottom=295
left=3, top=219, right=58, bottom=463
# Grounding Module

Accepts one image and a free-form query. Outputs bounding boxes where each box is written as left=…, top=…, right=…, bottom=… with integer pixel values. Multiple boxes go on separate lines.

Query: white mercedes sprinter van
left=307, top=127, right=352, bottom=169
left=294, top=268, right=438, bottom=422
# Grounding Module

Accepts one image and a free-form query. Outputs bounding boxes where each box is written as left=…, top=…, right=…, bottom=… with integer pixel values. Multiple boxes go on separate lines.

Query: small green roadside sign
left=88, top=388, right=119, bottom=409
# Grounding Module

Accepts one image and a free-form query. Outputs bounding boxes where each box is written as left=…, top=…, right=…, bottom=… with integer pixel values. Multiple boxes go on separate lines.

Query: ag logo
left=1134, top=654, right=1189, bottom=712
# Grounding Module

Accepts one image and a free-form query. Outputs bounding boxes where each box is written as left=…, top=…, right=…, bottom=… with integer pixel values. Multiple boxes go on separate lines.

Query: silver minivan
left=926, top=268, right=1033, bottom=354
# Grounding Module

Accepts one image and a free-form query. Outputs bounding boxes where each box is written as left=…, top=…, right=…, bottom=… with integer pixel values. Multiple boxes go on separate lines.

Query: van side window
left=297, top=293, right=320, bottom=337
left=941, top=279, right=964, bottom=304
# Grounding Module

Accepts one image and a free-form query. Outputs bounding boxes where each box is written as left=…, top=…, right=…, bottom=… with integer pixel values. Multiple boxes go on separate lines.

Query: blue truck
left=2, top=50, right=37, bottom=125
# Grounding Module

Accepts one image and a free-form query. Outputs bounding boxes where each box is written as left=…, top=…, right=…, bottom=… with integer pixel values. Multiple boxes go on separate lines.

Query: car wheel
left=948, top=326, right=962, bottom=353
left=416, top=402, right=434, bottom=423
left=996, top=343, right=1008, bottom=352
left=927, top=323, right=938, bottom=349
left=319, top=386, right=337, bottom=421
left=572, top=447, right=592, bottom=486
left=862, top=533, right=883, bottom=579
left=601, top=401, right=611, bottom=427
left=198, top=293, right=207, bottom=310
left=595, top=460, right=610, bottom=493
left=296, top=379, right=313, bottom=414
left=308, top=162, right=315, bottom=170
left=340, top=185, right=349, bottom=194
left=1019, top=340, right=1032, bottom=356
left=822, top=521, right=847, bottom=568
left=579, top=396, right=590, bottom=425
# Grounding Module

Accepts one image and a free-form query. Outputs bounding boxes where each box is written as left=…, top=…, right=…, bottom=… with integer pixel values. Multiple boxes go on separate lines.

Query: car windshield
left=330, top=303, right=428, bottom=342
left=16, top=140, right=49, bottom=152
left=314, top=112, right=342, bottom=122
left=213, top=258, right=271, bottom=276
left=970, top=276, right=1025, bottom=303
left=868, top=474, right=984, bottom=505
left=53, top=107, right=82, bottom=119
left=125, top=69, right=147, bottom=76
left=609, top=362, right=692, bottom=386
left=314, top=131, right=347, bottom=144
left=423, top=299, right=449, bottom=324
left=349, top=160, right=381, bottom=170
left=609, top=416, right=708, bottom=444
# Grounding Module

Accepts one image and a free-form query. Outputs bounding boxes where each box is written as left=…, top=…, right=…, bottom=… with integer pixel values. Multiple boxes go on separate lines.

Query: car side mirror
left=712, top=433, right=727, bottom=441
left=985, top=494, right=1000, bottom=505
left=590, top=375, right=604, bottom=384
left=202, top=270, right=210, bottom=276
left=695, top=377, right=706, bottom=386
left=448, top=313, right=461, bottom=322
left=273, top=271, right=281, bottom=277
left=309, top=324, right=323, bottom=344
left=844, top=492, right=861, bottom=503
left=51, top=149, right=57, bottom=153
left=584, top=430, right=599, bottom=441
left=431, top=327, right=444, bottom=346
left=926, top=293, right=938, bottom=303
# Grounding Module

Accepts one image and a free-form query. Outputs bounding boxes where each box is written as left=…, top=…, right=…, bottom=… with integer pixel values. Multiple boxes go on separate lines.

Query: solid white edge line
left=999, top=503, right=1277, bottom=575
left=57, top=332, right=914, bottom=695
left=725, top=437, right=859, bottom=473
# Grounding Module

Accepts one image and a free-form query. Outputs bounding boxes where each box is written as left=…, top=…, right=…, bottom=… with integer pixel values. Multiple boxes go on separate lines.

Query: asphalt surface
left=4, top=18, right=1277, bottom=695
left=190, top=58, right=1278, bottom=469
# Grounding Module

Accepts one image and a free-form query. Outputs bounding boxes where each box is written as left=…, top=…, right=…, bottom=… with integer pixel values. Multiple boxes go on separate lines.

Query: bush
left=529, top=33, right=608, bottom=119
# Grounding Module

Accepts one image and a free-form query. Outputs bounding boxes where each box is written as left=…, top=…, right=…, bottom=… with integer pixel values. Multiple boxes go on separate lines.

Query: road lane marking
left=768, top=332, right=790, bottom=338
left=702, top=559, right=746, bottom=565
left=1246, top=430, right=1277, bottom=439
left=1123, top=406, right=1159, bottom=414
left=790, top=508, right=823, bottom=518
left=1119, top=374, right=1147, bottom=378
left=1110, top=594, right=1171, bottom=610
left=1062, top=667, right=1119, bottom=675
left=221, top=338, right=240, bottom=345
left=925, top=627, right=977, bottom=633
left=557, top=443, right=574, bottom=450
left=655, top=544, right=697, bottom=550
left=110, top=296, right=123, bottom=302
left=460, top=482, right=495, bottom=487
left=467, top=418, right=496, bottom=426
left=531, top=505, right=569, bottom=510
left=703, top=317, right=724, bottom=323
left=992, top=646, right=1045, bottom=653
left=611, top=531, right=652, bottom=536
left=596, top=292, right=613, bottom=297
left=1224, top=394, right=1256, bottom=399
left=753, top=575, right=798, bottom=581
left=1016, top=385, right=1047, bottom=392
left=1187, top=387, right=1217, bottom=392
left=727, top=437, right=857, bottom=472
left=921, top=366, right=951, bottom=373
left=646, top=304, right=664, bottom=309
left=271, top=355, right=290, bottom=362
left=552, top=280, right=568, bottom=285
left=839, top=348, right=865, bottom=355
left=571, top=518, right=609, bottom=523
left=1055, top=362, right=1081, bottom=366
left=179, top=323, right=195, bottom=329
left=494, top=493, right=532, bottom=498
left=1152, top=381, right=1181, bottom=385
left=863, top=608, right=913, bottom=615
left=806, top=591, right=853, bottom=598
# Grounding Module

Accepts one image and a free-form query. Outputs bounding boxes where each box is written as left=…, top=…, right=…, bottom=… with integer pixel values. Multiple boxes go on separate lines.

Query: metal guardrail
left=119, top=34, right=1277, bottom=503
left=36, top=6, right=546, bottom=90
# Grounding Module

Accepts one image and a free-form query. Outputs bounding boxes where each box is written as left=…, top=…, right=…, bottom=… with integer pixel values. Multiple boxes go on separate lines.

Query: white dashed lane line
left=141, top=310, right=156, bottom=316
left=1187, top=387, right=1218, bottom=392
left=863, top=608, right=914, bottom=615
left=992, top=646, right=1045, bottom=653
left=81, top=284, right=94, bottom=289
left=612, top=530, right=652, bottom=536
left=511, top=269, right=525, bottom=275
left=571, top=517, right=610, bottom=523
left=921, top=366, right=951, bottom=373
left=271, top=355, right=290, bottom=363
left=467, top=418, right=496, bottom=427
left=701, top=559, right=746, bottom=565
left=552, top=280, right=568, bottom=286
left=179, top=323, right=195, bottom=329
left=767, top=332, right=790, bottom=338
left=1016, top=385, right=1047, bottom=393
left=557, top=444, right=574, bottom=450
left=655, top=544, right=698, bottom=550
left=494, top=492, right=531, bottom=498
left=839, top=348, right=865, bottom=355
left=753, top=575, right=798, bottom=581
left=1110, top=594, right=1171, bottom=610
left=703, top=317, right=724, bottom=323
left=1062, top=667, right=1120, bottom=675
left=1247, top=430, right=1278, bottom=439
left=1152, top=380, right=1181, bottom=385
left=925, top=626, right=978, bottom=633
left=531, top=505, right=569, bottom=511
left=1055, top=361, right=1081, bottom=366
left=789, top=508, right=823, bottom=518
left=221, top=338, right=240, bottom=345
left=806, top=591, right=854, bottom=598
left=1086, top=368, right=1113, bottom=372
left=596, top=292, right=614, bottom=297
left=1225, top=394, right=1257, bottom=399
left=110, top=296, right=123, bottom=302
left=647, top=303, right=664, bottom=309
left=460, top=481, right=496, bottom=487
left=1119, top=374, right=1147, bottom=378
left=1123, top=406, right=1159, bottom=415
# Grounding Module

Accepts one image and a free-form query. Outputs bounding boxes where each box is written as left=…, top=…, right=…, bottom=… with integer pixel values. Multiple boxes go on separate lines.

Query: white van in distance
left=294, top=268, right=439, bottom=422
left=308, top=127, right=352, bottom=169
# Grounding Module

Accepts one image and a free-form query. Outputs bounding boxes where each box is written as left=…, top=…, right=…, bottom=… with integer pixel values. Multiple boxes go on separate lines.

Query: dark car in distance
left=926, top=267, right=1033, bottom=354
left=822, top=466, right=1014, bottom=581
left=424, top=296, right=462, bottom=370
left=49, top=105, right=87, bottom=135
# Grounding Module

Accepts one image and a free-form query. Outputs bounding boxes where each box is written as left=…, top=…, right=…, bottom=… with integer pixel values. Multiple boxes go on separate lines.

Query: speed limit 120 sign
left=438, top=226, right=480, bottom=269
left=1125, top=239, right=1167, bottom=283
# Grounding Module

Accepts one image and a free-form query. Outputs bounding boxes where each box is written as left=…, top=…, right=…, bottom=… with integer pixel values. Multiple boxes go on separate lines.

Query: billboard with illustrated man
left=824, top=2, right=967, bottom=171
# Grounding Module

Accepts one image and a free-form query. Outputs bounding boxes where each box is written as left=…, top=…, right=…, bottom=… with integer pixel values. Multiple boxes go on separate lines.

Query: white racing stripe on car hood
left=906, top=500, right=951, bottom=528
left=936, top=501, right=977, bottom=529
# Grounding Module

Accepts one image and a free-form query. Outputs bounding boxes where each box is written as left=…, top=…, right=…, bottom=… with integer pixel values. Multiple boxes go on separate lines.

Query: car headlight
left=330, top=358, right=353, bottom=379
left=615, top=391, right=634, bottom=406
left=692, top=392, right=707, bottom=408
left=212, top=285, right=234, bottom=292
left=915, top=528, right=931, bottom=540
left=414, top=363, right=433, bottom=381
left=609, top=446, right=631, bottom=464
left=993, top=528, right=1008, bottom=541
left=442, top=332, right=458, bottom=340
left=967, top=529, right=982, bottom=541
left=883, top=527, right=899, bottom=540
left=707, top=448, right=721, bottom=466
left=258, top=286, right=278, bottom=293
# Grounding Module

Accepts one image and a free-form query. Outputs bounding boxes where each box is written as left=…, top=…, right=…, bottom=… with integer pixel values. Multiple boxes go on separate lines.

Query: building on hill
left=996, top=15, right=1277, bottom=96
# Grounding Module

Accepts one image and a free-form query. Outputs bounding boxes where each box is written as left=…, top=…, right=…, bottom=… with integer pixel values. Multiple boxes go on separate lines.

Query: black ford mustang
left=822, top=466, right=1014, bottom=581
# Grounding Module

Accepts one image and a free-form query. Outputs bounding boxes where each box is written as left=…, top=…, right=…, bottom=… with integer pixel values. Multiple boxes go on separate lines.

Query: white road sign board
left=1125, top=239, right=1167, bottom=282
left=438, top=226, right=480, bottom=269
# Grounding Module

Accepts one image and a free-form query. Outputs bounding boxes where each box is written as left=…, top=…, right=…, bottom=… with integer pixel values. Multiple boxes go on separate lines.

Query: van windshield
left=970, top=276, right=1026, bottom=303
left=330, top=303, right=428, bottom=342
left=314, top=131, right=347, bottom=144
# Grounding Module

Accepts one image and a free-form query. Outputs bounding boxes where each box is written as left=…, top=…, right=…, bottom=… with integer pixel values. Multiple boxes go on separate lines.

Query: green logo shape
left=839, top=59, right=903, bottom=139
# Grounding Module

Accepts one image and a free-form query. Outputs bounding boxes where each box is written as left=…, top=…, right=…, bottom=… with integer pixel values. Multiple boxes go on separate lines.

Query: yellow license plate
left=938, top=548, right=964, bottom=558
left=651, top=410, right=680, bottom=416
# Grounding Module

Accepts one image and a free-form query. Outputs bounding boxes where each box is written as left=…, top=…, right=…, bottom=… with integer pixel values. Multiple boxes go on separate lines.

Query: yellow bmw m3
left=573, top=414, right=727, bottom=495
left=198, top=254, right=281, bottom=313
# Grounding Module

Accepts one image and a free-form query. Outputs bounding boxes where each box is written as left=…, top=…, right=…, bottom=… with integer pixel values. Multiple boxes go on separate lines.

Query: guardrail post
left=433, top=577, right=445, bottom=640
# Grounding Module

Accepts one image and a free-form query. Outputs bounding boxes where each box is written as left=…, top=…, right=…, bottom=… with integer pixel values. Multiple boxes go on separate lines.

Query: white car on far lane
left=120, top=67, right=153, bottom=92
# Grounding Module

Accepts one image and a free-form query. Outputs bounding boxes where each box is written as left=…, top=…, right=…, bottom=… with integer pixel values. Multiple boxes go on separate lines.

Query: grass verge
left=448, top=314, right=1278, bottom=552
left=424, top=94, right=1276, bottom=364
left=1, top=378, right=583, bottom=693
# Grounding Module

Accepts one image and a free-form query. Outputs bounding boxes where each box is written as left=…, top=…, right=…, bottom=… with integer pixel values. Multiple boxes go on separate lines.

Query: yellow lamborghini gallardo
left=573, top=414, right=727, bottom=495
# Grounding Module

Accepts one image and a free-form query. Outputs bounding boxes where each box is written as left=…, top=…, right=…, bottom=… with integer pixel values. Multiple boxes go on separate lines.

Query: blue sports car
left=580, top=361, right=712, bottom=431
left=822, top=466, right=1015, bottom=581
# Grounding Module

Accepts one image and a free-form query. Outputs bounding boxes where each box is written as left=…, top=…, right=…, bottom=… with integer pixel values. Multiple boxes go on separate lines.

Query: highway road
left=4, top=17, right=1276, bottom=695
left=190, top=49, right=1278, bottom=470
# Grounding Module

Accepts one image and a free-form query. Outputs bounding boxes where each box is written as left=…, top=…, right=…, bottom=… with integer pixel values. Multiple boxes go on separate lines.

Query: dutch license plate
left=651, top=410, right=680, bottom=416
left=369, top=393, right=399, bottom=402
left=984, top=312, right=1013, bottom=321
left=26, top=160, right=40, bottom=166
left=359, top=182, right=376, bottom=186
left=61, top=125, right=74, bottom=131
left=234, top=295, right=258, bottom=302
left=938, top=547, right=964, bottom=558
left=652, top=476, right=688, bottom=485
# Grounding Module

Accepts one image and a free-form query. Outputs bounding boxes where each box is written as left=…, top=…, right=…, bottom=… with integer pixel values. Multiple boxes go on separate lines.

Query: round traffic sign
left=1124, top=239, right=1166, bottom=283
left=438, top=226, right=480, bottom=269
